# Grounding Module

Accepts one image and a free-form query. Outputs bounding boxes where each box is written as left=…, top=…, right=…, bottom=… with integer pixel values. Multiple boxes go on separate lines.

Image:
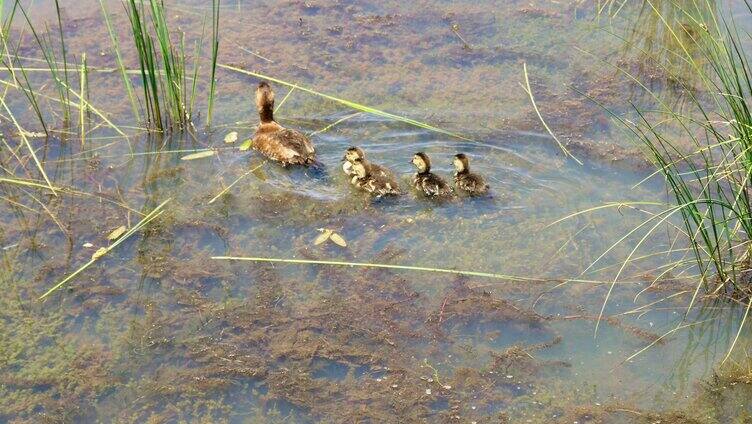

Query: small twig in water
left=450, top=24, right=471, bottom=49
left=438, top=295, right=449, bottom=323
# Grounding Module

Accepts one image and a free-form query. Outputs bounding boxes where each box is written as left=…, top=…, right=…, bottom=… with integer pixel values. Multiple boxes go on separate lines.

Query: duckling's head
left=255, top=81, right=275, bottom=121
left=351, top=159, right=368, bottom=179
left=412, top=152, right=431, bottom=173
left=344, top=146, right=365, bottom=163
left=453, top=153, right=469, bottom=173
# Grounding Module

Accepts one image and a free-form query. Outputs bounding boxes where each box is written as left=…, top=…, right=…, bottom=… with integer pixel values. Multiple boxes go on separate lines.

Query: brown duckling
left=349, top=159, right=401, bottom=197
left=453, top=153, right=489, bottom=195
left=252, top=81, right=316, bottom=166
left=411, top=152, right=453, bottom=197
left=342, top=146, right=397, bottom=180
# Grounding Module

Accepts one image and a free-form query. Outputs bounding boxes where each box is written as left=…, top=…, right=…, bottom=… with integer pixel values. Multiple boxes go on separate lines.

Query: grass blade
left=521, top=62, right=582, bottom=165
left=217, top=64, right=474, bottom=141
left=211, top=255, right=640, bottom=285
left=0, top=97, right=55, bottom=194
left=38, top=198, right=171, bottom=300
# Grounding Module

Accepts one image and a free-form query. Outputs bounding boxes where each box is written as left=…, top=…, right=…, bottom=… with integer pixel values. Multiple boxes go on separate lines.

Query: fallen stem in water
left=208, top=161, right=266, bottom=204
left=521, top=62, right=582, bottom=165
left=38, top=199, right=171, bottom=300
left=218, top=64, right=473, bottom=141
left=211, top=255, right=640, bottom=285
left=309, top=112, right=362, bottom=137
left=0, top=97, right=56, bottom=194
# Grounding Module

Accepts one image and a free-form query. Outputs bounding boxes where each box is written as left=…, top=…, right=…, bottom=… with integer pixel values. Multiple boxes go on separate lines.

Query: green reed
left=583, top=1, right=752, bottom=349
left=124, top=0, right=219, bottom=132
left=623, top=1, right=752, bottom=289
left=0, top=0, right=48, bottom=134
left=52, top=0, right=70, bottom=119
left=79, top=53, right=88, bottom=146
left=206, top=0, right=220, bottom=126
left=99, top=0, right=140, bottom=122
left=15, top=0, right=72, bottom=124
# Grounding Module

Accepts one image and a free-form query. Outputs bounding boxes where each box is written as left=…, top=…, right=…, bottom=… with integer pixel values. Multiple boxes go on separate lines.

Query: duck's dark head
left=351, top=158, right=369, bottom=179
left=453, top=153, right=469, bottom=173
left=343, top=146, right=365, bottom=163
left=256, top=81, right=275, bottom=122
left=412, top=152, right=431, bottom=173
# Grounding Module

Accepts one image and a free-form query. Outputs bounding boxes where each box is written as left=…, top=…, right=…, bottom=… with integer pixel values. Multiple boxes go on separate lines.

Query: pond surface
left=2, top=0, right=752, bottom=422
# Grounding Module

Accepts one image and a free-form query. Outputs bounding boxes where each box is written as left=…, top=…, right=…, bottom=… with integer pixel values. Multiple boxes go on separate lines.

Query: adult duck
left=252, top=81, right=316, bottom=166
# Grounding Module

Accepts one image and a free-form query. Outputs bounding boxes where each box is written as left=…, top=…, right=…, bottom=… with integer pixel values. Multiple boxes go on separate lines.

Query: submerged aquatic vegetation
left=3, top=0, right=752, bottom=421
left=38, top=199, right=170, bottom=300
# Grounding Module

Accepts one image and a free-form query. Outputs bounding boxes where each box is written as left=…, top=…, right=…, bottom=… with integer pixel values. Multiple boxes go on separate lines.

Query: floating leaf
left=238, top=139, right=253, bottom=151
left=181, top=150, right=215, bottom=161
left=107, top=225, right=127, bottom=241
left=314, top=229, right=333, bottom=245
left=91, top=247, right=108, bottom=260
left=330, top=232, right=347, bottom=247
left=224, top=131, right=238, bottom=143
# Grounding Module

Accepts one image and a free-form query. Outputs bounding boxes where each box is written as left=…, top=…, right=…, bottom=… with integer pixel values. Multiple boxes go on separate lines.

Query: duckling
left=411, top=152, right=453, bottom=197
left=252, top=81, right=316, bottom=166
left=349, top=159, right=401, bottom=197
left=342, top=146, right=396, bottom=180
left=453, top=153, right=489, bottom=195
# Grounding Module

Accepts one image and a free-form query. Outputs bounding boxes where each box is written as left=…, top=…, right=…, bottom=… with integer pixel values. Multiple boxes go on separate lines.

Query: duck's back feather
left=413, top=172, right=452, bottom=197
left=253, top=123, right=316, bottom=166
left=455, top=172, right=489, bottom=195
left=352, top=175, right=401, bottom=196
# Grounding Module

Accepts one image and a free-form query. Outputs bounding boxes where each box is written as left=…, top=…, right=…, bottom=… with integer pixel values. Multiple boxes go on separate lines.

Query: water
left=2, top=0, right=752, bottom=422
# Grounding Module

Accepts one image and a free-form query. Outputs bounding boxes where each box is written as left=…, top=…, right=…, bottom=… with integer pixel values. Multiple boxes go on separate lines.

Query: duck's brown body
left=454, top=172, right=488, bottom=195
left=352, top=174, right=402, bottom=196
left=252, top=82, right=316, bottom=166
left=413, top=172, right=453, bottom=197
left=349, top=159, right=401, bottom=197
left=253, top=122, right=316, bottom=166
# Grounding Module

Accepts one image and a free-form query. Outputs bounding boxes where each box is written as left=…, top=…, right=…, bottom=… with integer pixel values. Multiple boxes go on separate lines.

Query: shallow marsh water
left=2, top=0, right=752, bottom=422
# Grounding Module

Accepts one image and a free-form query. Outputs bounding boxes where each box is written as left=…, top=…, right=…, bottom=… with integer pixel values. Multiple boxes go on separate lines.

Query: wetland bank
left=2, top=0, right=752, bottom=422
